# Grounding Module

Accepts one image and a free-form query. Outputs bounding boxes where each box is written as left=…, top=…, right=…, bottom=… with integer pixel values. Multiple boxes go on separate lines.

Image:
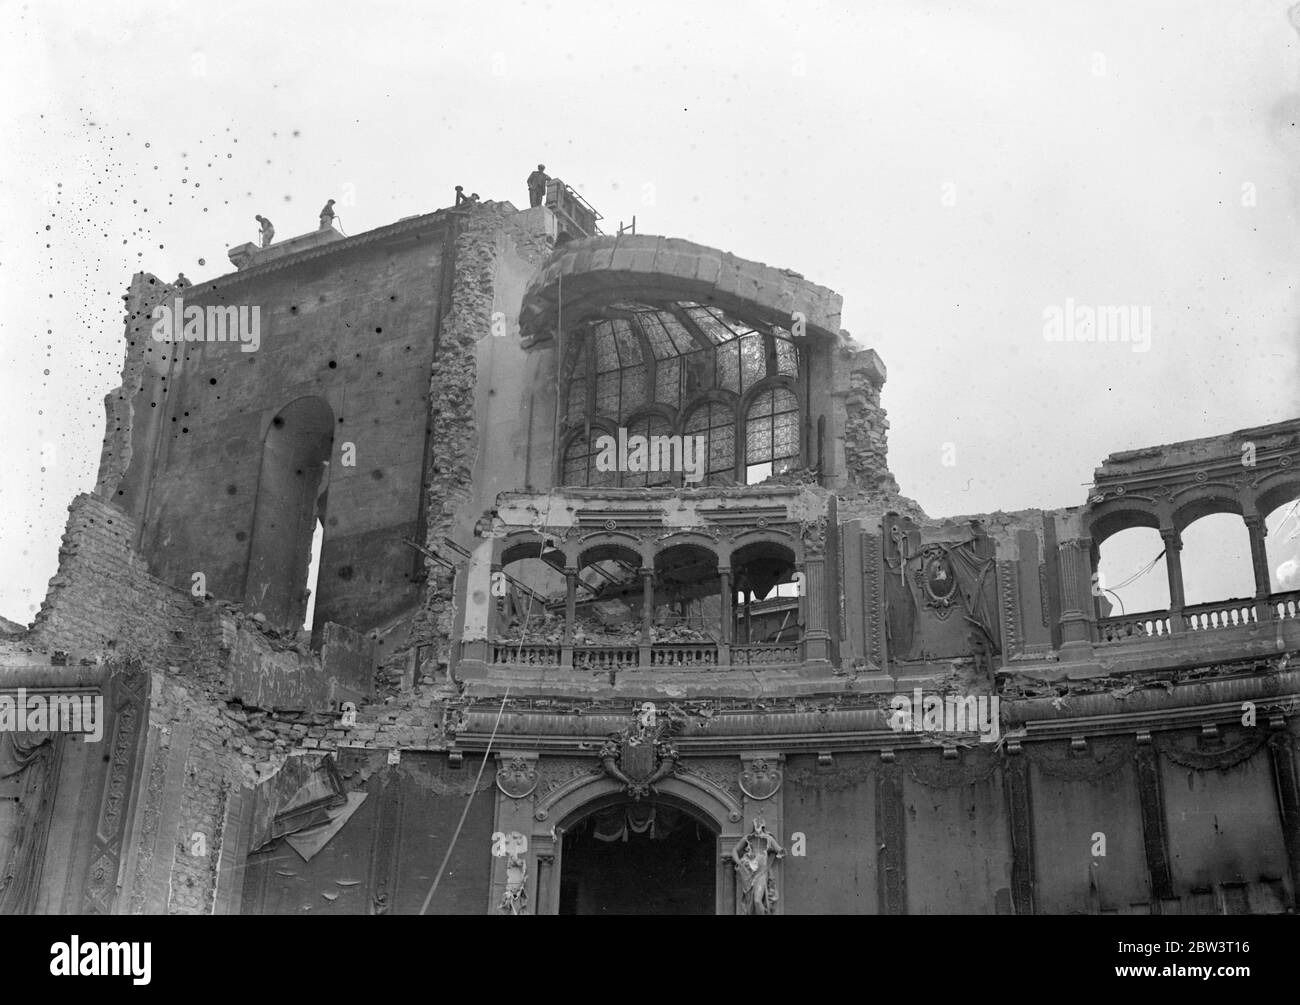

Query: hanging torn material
left=249, top=753, right=348, bottom=852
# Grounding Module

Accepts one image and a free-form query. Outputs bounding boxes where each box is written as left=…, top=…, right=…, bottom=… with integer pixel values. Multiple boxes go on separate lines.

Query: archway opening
left=1264, top=496, right=1299, bottom=594
left=1094, top=526, right=1169, bottom=619
left=557, top=798, right=716, bottom=915
left=244, top=397, right=334, bottom=631
left=1179, top=512, right=1253, bottom=606
left=732, top=540, right=800, bottom=643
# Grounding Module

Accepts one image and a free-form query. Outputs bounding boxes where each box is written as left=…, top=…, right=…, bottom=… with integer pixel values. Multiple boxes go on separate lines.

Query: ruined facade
left=2, top=194, right=1298, bottom=915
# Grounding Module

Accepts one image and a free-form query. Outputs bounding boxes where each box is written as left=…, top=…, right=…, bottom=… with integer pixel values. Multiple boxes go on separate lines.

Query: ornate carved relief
left=83, top=666, right=147, bottom=916
left=495, top=757, right=539, bottom=799
left=998, top=560, right=1021, bottom=658
left=864, top=531, right=884, bottom=667
left=599, top=728, right=678, bottom=800
left=1028, top=736, right=1130, bottom=782
left=801, top=513, right=827, bottom=557
left=681, top=759, right=744, bottom=803
left=129, top=732, right=170, bottom=914
left=738, top=757, right=783, bottom=801
left=1153, top=730, right=1268, bottom=771
left=535, top=759, right=601, bottom=802
left=903, top=747, right=1000, bottom=789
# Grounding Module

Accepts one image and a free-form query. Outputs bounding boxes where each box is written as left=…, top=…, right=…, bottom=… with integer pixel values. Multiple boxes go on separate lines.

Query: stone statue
left=731, top=817, right=784, bottom=915
left=527, top=164, right=549, bottom=208
left=499, top=851, right=528, bottom=915
left=319, top=199, right=336, bottom=230
left=255, top=214, right=274, bottom=248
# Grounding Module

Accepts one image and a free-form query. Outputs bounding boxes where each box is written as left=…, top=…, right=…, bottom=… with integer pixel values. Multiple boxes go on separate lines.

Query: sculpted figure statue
left=500, top=852, right=528, bottom=915
left=731, top=817, right=785, bottom=915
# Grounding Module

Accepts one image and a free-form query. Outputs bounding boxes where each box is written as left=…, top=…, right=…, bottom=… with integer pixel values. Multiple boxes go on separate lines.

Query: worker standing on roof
left=527, top=164, right=549, bottom=208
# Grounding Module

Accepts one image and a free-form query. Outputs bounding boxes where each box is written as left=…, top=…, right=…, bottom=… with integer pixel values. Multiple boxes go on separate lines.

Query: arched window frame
left=555, top=304, right=805, bottom=488
left=740, top=376, right=801, bottom=484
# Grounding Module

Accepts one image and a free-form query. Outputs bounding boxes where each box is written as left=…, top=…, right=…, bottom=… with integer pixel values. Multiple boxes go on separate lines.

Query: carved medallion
left=738, top=757, right=783, bottom=800
left=913, top=545, right=959, bottom=618
left=496, top=757, right=539, bottom=799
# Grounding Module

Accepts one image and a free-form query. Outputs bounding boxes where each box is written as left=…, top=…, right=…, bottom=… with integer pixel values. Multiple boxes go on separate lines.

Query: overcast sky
left=1, top=0, right=1298, bottom=624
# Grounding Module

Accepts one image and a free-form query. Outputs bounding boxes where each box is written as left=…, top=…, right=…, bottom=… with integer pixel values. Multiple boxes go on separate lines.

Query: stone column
left=718, top=566, right=732, bottom=664
left=534, top=843, right=557, bottom=916
left=561, top=566, right=577, bottom=668
left=1245, top=515, right=1274, bottom=622
left=1160, top=527, right=1186, bottom=634
left=717, top=836, right=737, bottom=915
left=484, top=562, right=503, bottom=663
left=639, top=567, right=654, bottom=668
left=802, top=557, right=830, bottom=662
left=1057, top=539, right=1093, bottom=650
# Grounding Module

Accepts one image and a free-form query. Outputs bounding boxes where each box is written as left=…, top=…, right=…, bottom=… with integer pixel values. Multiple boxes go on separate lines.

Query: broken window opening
left=557, top=301, right=803, bottom=487
left=243, top=396, right=334, bottom=631
left=302, top=516, right=324, bottom=631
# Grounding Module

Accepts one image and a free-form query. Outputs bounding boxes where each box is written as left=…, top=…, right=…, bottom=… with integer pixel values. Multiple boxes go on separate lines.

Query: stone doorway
left=556, top=800, right=716, bottom=915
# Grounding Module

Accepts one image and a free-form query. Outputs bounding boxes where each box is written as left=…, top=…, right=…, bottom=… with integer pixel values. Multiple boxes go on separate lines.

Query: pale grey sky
left=1, top=0, right=1298, bottom=623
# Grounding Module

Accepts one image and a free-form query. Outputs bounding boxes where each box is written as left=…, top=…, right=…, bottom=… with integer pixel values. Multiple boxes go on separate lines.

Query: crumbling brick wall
left=406, top=203, right=553, bottom=681
left=842, top=361, right=899, bottom=496
left=28, top=493, right=191, bottom=663
left=95, top=273, right=174, bottom=505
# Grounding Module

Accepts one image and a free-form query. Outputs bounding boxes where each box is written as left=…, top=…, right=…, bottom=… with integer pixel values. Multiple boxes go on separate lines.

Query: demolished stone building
left=2, top=189, right=1298, bottom=915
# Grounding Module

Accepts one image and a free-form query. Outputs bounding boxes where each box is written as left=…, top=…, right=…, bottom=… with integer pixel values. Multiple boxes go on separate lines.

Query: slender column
left=718, top=566, right=732, bottom=665
left=718, top=836, right=738, bottom=915
left=561, top=566, right=577, bottom=668
left=1160, top=527, right=1186, bottom=634
left=801, top=557, right=830, bottom=662
left=640, top=567, right=654, bottom=668
left=1245, top=515, right=1274, bottom=621
left=1057, top=539, right=1094, bottom=648
left=488, top=563, right=503, bottom=642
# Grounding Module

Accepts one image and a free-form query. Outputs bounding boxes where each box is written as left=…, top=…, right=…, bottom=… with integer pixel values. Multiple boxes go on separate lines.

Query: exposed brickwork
left=29, top=493, right=190, bottom=663
left=842, top=357, right=899, bottom=497
left=406, top=202, right=553, bottom=681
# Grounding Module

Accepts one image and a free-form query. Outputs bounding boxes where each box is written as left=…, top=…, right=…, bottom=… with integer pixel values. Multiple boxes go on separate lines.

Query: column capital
left=1159, top=526, right=1182, bottom=550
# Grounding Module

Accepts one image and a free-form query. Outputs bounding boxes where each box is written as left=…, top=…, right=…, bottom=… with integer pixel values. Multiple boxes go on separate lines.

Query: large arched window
left=622, top=413, right=675, bottom=488
left=683, top=402, right=736, bottom=486
left=556, top=300, right=802, bottom=487
left=244, top=396, right=334, bottom=632
left=744, top=386, right=799, bottom=483
left=562, top=431, right=616, bottom=488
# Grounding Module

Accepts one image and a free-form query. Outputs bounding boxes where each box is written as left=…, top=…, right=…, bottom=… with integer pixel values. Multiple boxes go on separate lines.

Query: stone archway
left=488, top=756, right=750, bottom=915
left=555, top=792, right=718, bottom=915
